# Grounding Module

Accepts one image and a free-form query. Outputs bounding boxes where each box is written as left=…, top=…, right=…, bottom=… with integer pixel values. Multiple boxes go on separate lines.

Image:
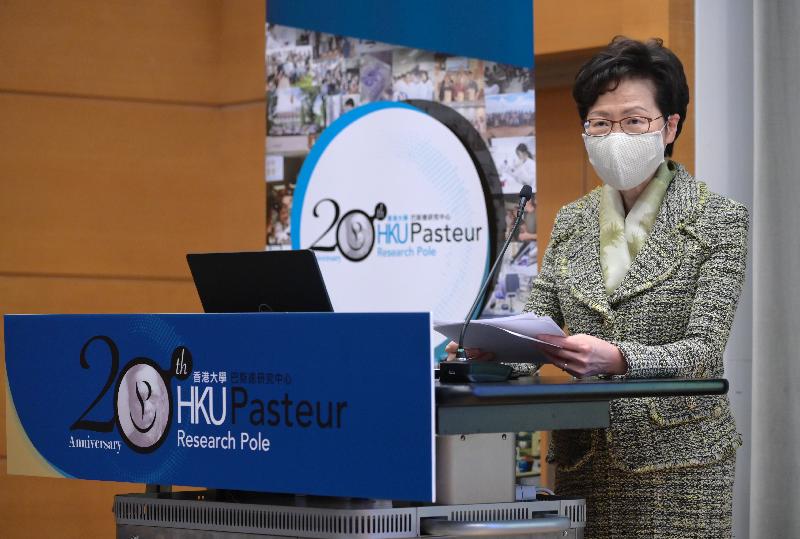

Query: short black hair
left=573, top=37, right=689, bottom=157
left=515, top=143, right=533, bottom=159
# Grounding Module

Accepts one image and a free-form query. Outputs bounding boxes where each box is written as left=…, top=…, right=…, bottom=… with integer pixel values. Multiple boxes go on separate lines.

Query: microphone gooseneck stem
left=456, top=195, right=529, bottom=360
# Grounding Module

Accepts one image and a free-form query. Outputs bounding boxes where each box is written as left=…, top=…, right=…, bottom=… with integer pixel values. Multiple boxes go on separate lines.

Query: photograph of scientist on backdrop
left=323, top=93, right=362, bottom=127
left=486, top=91, right=535, bottom=137
left=266, top=25, right=313, bottom=49
left=266, top=45, right=313, bottom=87
left=312, top=57, right=344, bottom=96
left=490, top=136, right=536, bottom=194
left=480, top=194, right=538, bottom=317
left=359, top=51, right=393, bottom=103
left=344, top=58, right=360, bottom=93
left=314, top=32, right=353, bottom=60
left=267, top=43, right=319, bottom=136
left=484, top=62, right=534, bottom=95
left=266, top=184, right=294, bottom=249
left=391, top=50, right=436, bottom=101
left=450, top=102, right=488, bottom=141
left=435, top=56, right=484, bottom=103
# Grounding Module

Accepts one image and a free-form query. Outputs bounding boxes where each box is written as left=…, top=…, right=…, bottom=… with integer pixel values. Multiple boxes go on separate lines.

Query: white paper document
left=434, top=313, right=565, bottom=364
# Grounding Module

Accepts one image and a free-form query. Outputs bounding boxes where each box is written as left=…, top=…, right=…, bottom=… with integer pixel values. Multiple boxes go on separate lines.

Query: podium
left=112, top=376, right=726, bottom=539
left=3, top=313, right=728, bottom=538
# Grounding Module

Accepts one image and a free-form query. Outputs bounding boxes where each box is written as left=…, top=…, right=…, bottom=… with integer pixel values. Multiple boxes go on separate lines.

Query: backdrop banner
left=4, top=312, right=435, bottom=501
left=265, top=7, right=537, bottom=361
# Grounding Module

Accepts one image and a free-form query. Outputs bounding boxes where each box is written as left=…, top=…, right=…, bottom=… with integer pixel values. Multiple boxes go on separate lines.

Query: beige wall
left=0, top=1, right=265, bottom=537
left=0, top=1, right=692, bottom=535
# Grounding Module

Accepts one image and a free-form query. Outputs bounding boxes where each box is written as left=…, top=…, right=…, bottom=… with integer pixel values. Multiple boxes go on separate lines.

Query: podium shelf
left=435, top=376, right=728, bottom=434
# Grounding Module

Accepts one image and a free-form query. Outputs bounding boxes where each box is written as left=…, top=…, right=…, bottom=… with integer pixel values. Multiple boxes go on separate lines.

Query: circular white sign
left=116, top=362, right=171, bottom=452
left=293, top=102, right=490, bottom=349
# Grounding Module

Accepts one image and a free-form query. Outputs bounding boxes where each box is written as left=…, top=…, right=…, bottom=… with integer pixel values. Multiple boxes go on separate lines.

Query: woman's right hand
left=444, top=341, right=496, bottom=362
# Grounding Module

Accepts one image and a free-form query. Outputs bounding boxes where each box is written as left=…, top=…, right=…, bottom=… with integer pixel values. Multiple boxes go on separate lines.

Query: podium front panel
left=4, top=312, right=435, bottom=502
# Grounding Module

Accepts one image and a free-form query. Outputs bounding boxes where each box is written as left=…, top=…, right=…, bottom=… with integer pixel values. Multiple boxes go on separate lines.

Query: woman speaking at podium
left=531, top=37, right=746, bottom=538
left=449, top=37, right=748, bottom=537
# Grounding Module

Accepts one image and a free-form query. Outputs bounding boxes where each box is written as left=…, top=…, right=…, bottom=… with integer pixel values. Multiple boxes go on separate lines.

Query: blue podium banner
left=4, top=312, right=434, bottom=501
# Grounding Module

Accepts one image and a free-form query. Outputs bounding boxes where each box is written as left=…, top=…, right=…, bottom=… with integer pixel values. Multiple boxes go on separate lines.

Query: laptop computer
left=186, top=250, right=334, bottom=313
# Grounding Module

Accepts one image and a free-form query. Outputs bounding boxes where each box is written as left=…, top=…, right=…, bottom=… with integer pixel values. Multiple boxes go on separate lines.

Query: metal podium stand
left=115, top=376, right=728, bottom=539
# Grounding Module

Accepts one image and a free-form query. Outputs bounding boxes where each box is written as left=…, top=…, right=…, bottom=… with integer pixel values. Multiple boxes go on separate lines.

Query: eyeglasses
left=583, top=115, right=664, bottom=137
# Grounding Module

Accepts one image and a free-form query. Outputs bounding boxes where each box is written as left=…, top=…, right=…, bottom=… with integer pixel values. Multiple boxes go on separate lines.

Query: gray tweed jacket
left=525, top=162, right=748, bottom=472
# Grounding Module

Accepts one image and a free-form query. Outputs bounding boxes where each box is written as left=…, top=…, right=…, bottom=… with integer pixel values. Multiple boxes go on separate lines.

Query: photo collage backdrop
left=265, top=24, right=537, bottom=316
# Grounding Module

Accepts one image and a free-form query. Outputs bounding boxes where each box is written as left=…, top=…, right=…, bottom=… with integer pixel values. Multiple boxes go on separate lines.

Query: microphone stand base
left=439, top=361, right=513, bottom=383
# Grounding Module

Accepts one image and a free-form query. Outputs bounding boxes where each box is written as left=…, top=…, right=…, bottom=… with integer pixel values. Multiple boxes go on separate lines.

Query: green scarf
left=599, top=161, right=675, bottom=295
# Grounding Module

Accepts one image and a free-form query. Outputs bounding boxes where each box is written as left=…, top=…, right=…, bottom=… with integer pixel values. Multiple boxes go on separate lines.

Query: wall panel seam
left=0, top=89, right=264, bottom=110
left=0, top=271, right=193, bottom=283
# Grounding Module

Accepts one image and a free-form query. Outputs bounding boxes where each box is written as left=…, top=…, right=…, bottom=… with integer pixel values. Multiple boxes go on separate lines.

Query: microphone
left=441, top=185, right=533, bottom=383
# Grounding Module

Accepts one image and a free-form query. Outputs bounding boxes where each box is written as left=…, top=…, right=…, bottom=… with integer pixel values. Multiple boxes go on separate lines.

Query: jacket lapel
left=564, top=189, right=612, bottom=317
left=608, top=165, right=701, bottom=305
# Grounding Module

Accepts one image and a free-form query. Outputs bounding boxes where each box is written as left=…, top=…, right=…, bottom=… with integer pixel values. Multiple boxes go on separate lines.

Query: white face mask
left=582, top=128, right=666, bottom=191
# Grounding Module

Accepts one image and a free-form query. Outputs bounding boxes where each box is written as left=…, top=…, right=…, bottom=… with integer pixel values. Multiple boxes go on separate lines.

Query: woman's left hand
left=535, top=333, right=627, bottom=378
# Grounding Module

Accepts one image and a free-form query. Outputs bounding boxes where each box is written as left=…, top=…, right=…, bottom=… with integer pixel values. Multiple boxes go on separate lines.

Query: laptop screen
left=187, top=250, right=334, bottom=313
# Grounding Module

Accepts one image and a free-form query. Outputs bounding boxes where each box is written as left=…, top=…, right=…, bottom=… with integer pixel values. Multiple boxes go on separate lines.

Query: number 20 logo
left=69, top=336, right=192, bottom=453
left=309, top=199, right=387, bottom=261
